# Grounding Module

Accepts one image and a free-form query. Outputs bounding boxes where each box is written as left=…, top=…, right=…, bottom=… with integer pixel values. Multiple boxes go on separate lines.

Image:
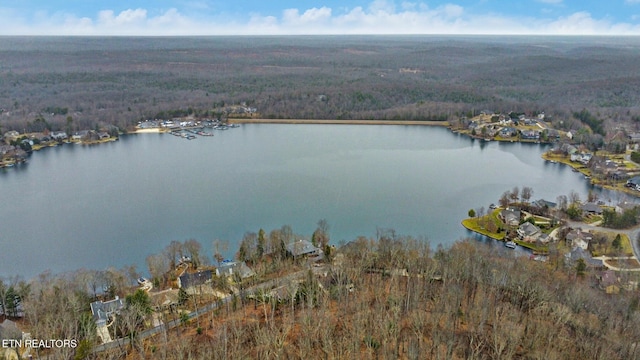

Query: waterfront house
left=570, top=152, right=592, bottom=165
left=581, top=202, right=603, bottom=216
left=616, top=201, right=639, bottom=213
left=499, top=208, right=521, bottom=227
left=626, top=176, right=640, bottom=191
left=50, top=131, right=68, bottom=140
left=72, top=130, right=90, bottom=141
left=532, top=199, right=557, bottom=210
left=287, top=239, right=322, bottom=258
left=517, top=222, right=541, bottom=241
left=520, top=130, right=540, bottom=140
left=500, top=127, right=517, bottom=137
left=177, top=269, right=213, bottom=289
left=216, top=260, right=255, bottom=279
left=98, top=132, right=110, bottom=140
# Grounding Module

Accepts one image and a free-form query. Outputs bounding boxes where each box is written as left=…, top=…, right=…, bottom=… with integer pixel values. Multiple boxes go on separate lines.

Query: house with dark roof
left=626, top=176, right=640, bottom=191
left=520, top=130, right=540, bottom=140
left=581, top=202, right=603, bottom=215
left=517, top=222, right=541, bottom=241
left=287, top=239, right=322, bottom=258
left=565, top=247, right=604, bottom=268
left=178, top=270, right=213, bottom=289
left=499, top=127, right=517, bottom=137
left=532, top=199, right=557, bottom=210
left=499, top=208, right=521, bottom=227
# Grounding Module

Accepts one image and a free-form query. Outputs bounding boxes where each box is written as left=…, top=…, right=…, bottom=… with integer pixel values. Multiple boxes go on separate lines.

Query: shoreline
left=228, top=118, right=450, bottom=126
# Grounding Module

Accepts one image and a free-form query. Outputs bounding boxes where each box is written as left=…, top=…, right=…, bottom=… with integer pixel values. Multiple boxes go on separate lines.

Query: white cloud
left=283, top=7, right=332, bottom=26
left=1, top=2, right=640, bottom=36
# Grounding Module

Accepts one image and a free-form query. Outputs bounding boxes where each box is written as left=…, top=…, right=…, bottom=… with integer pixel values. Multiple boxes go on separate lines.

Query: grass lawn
left=604, top=258, right=640, bottom=270
left=591, top=232, right=634, bottom=257
left=461, top=212, right=505, bottom=240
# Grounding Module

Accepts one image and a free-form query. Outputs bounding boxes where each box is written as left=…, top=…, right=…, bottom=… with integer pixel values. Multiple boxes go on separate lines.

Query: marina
left=167, top=121, right=239, bottom=140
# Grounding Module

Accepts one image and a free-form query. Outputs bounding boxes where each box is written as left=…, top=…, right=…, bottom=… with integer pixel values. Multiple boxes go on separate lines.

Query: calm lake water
left=0, top=125, right=624, bottom=278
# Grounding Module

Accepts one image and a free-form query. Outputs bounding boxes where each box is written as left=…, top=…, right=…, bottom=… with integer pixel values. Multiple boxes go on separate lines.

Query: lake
left=0, top=125, right=623, bottom=278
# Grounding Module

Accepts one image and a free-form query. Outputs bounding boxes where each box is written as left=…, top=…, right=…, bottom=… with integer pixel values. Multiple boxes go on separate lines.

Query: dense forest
left=4, top=234, right=640, bottom=359
left=2, top=36, right=640, bottom=134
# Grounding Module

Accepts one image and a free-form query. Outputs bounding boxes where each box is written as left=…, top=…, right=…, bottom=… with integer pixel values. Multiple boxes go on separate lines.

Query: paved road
left=566, top=219, right=640, bottom=269
left=90, top=269, right=308, bottom=354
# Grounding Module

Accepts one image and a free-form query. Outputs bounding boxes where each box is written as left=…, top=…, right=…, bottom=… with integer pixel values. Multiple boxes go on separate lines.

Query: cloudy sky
left=2, top=0, right=640, bottom=36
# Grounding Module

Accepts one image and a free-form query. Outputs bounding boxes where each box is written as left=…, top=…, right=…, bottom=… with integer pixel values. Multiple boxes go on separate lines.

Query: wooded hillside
left=2, top=36, right=640, bottom=134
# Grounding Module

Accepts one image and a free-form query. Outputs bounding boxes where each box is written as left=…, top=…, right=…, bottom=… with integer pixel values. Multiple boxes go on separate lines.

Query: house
left=3, top=131, right=19, bottom=141
left=499, top=208, right=521, bottom=227
left=98, top=132, right=110, bottom=140
left=0, top=144, right=15, bottom=155
left=564, top=247, right=604, bottom=268
left=626, top=176, right=640, bottom=191
left=570, top=152, right=592, bottom=165
left=499, top=127, right=517, bottom=137
left=90, top=296, right=124, bottom=327
left=595, top=271, right=620, bottom=294
left=150, top=289, right=179, bottom=311
left=581, top=203, right=603, bottom=216
left=628, top=132, right=640, bottom=143
left=537, top=233, right=551, bottom=244
left=547, top=129, right=560, bottom=139
left=50, top=131, right=68, bottom=140
left=177, top=269, right=213, bottom=289
left=520, top=130, right=540, bottom=140
left=216, top=260, right=255, bottom=279
left=616, top=201, right=639, bottom=213
left=287, top=239, right=322, bottom=258
left=72, top=130, right=90, bottom=141
left=532, top=199, right=557, bottom=210
left=565, top=228, right=592, bottom=250
left=517, top=222, right=541, bottom=241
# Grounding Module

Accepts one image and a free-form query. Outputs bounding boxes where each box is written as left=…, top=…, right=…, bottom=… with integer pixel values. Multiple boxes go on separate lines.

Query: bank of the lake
left=1, top=124, right=628, bottom=278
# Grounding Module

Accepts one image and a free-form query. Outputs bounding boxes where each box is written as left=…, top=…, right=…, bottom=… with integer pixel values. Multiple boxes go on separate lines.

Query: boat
left=505, top=241, right=516, bottom=249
